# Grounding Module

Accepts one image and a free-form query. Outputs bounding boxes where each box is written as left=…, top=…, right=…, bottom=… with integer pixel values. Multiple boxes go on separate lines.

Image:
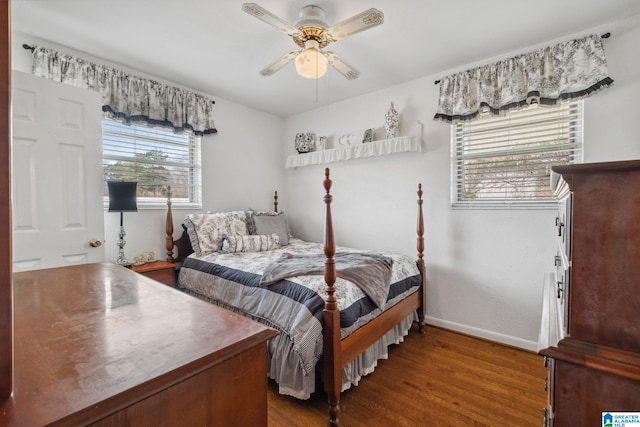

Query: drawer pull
left=557, top=280, right=564, bottom=299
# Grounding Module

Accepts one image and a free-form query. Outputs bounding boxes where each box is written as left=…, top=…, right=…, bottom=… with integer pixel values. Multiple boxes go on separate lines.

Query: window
left=452, top=101, right=583, bottom=207
left=102, top=120, right=202, bottom=208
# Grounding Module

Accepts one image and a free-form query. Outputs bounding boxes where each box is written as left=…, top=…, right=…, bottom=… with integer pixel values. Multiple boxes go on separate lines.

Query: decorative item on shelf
left=385, top=102, right=399, bottom=139
left=146, top=251, right=156, bottom=263
left=338, top=132, right=353, bottom=146
left=363, top=128, right=374, bottom=143
left=107, top=181, right=138, bottom=266
left=338, top=131, right=360, bottom=146
left=133, top=254, right=146, bottom=266
left=317, top=136, right=327, bottom=150
left=294, top=132, right=316, bottom=153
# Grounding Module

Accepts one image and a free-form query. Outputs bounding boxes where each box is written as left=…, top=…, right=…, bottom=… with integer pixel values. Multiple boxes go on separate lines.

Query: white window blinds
left=102, top=120, right=202, bottom=207
left=452, top=101, right=583, bottom=207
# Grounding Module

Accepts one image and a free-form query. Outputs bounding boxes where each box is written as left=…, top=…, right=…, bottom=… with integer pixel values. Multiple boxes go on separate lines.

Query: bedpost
left=274, top=190, right=278, bottom=212
left=166, top=186, right=174, bottom=263
left=322, top=168, right=341, bottom=426
left=416, top=183, right=426, bottom=333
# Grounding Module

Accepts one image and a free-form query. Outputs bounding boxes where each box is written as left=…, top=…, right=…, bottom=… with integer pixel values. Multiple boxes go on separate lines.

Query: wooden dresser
left=0, top=263, right=278, bottom=426
left=539, top=160, right=640, bottom=426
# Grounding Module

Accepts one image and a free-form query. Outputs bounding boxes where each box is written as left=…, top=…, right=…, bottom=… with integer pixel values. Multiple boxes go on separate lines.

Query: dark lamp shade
left=107, top=181, right=138, bottom=212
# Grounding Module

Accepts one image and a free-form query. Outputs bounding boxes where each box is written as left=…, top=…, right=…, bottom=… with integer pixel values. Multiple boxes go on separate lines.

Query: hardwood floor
left=268, top=325, right=547, bottom=426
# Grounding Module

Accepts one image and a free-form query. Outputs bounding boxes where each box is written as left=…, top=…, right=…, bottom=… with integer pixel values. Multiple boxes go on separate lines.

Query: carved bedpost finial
left=323, top=167, right=332, bottom=194
left=274, top=190, right=279, bottom=213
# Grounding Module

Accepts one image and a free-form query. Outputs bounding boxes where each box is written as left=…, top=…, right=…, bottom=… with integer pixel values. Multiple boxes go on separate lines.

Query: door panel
left=12, top=71, right=104, bottom=271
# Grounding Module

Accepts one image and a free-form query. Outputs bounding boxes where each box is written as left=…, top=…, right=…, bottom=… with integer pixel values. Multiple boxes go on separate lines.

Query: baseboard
left=425, top=316, right=539, bottom=352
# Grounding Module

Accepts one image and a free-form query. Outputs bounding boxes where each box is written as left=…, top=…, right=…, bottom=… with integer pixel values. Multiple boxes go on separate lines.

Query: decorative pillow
left=247, top=210, right=291, bottom=236
left=183, top=211, right=249, bottom=255
left=253, top=213, right=290, bottom=246
left=221, top=233, right=280, bottom=253
left=182, top=216, right=203, bottom=256
left=246, top=210, right=279, bottom=235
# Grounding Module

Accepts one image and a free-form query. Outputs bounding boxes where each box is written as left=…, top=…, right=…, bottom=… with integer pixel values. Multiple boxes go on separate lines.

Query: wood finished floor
left=268, top=325, right=547, bottom=426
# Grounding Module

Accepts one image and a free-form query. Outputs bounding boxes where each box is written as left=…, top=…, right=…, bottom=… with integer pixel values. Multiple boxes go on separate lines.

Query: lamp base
left=115, top=225, right=130, bottom=266
left=115, top=256, right=131, bottom=266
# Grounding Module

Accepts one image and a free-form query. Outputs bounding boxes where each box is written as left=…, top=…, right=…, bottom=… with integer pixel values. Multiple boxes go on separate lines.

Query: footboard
left=321, top=168, right=426, bottom=426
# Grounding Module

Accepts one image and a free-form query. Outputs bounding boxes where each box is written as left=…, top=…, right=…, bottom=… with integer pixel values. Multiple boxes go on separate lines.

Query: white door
left=12, top=71, right=105, bottom=271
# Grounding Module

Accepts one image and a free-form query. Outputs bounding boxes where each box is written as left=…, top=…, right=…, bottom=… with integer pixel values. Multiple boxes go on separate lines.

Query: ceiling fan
left=241, top=3, right=384, bottom=80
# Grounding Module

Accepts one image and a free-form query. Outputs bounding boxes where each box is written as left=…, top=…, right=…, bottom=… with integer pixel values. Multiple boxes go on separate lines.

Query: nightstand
left=131, top=261, right=176, bottom=286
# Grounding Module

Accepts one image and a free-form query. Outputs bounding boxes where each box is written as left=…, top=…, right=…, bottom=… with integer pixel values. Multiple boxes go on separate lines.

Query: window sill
left=103, top=202, right=202, bottom=211
left=451, top=201, right=558, bottom=210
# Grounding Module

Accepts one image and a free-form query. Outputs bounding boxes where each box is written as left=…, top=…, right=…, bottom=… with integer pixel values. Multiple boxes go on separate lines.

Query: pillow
left=221, top=233, right=280, bottom=253
left=183, top=211, right=249, bottom=255
left=183, top=216, right=202, bottom=256
left=253, top=214, right=290, bottom=246
left=246, top=210, right=279, bottom=234
left=247, top=210, right=291, bottom=236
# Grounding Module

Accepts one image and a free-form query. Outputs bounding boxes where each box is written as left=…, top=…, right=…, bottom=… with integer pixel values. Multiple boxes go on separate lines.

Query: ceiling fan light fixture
left=242, top=3, right=383, bottom=79
left=295, top=41, right=328, bottom=79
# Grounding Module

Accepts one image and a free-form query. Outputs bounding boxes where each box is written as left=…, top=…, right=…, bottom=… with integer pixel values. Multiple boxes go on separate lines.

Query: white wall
left=282, top=15, right=640, bottom=350
left=11, top=32, right=285, bottom=264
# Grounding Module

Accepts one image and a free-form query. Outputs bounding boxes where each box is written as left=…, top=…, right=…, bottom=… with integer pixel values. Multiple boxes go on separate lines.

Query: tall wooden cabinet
left=539, top=160, right=640, bottom=426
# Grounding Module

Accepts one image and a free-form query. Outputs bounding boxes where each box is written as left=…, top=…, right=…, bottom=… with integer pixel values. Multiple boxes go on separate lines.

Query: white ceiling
left=11, top=0, right=640, bottom=117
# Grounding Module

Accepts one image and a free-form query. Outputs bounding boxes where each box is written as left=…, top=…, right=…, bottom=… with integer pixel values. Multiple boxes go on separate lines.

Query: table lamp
left=107, top=181, right=138, bottom=265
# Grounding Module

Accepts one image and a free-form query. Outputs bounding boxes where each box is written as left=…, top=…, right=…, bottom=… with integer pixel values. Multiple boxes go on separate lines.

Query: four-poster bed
left=165, top=168, right=426, bottom=426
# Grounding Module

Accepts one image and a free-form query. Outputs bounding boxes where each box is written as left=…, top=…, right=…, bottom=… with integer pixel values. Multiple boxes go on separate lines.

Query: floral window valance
left=30, top=45, right=217, bottom=136
left=433, top=34, right=613, bottom=123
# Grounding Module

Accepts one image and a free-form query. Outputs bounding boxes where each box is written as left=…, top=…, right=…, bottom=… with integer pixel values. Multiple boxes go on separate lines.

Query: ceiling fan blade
left=242, top=3, right=301, bottom=37
left=327, top=8, right=384, bottom=41
left=260, top=51, right=300, bottom=76
left=324, top=51, right=360, bottom=80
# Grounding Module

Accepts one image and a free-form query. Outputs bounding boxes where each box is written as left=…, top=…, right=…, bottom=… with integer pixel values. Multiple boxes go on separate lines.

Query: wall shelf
left=285, top=136, right=421, bottom=168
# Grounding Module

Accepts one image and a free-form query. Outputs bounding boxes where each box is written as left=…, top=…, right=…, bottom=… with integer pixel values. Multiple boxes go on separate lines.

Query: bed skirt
left=177, top=286, right=417, bottom=399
